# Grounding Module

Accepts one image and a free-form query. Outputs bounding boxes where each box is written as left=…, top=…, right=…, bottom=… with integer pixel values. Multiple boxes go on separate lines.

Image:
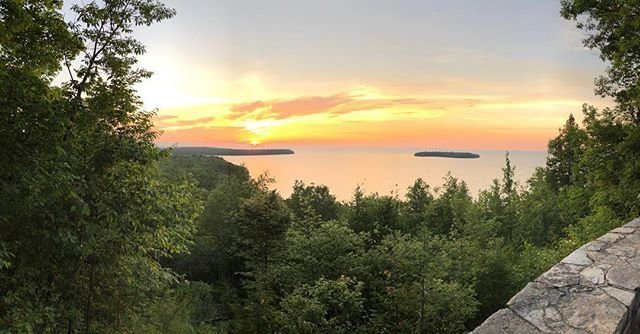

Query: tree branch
left=74, top=1, right=132, bottom=99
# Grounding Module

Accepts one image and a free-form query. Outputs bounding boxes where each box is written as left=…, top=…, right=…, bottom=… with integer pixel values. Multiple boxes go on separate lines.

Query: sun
left=243, top=119, right=279, bottom=147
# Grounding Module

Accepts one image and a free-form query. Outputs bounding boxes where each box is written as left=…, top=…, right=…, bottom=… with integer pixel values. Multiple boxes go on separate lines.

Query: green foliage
left=346, top=187, right=402, bottom=241
left=167, top=172, right=252, bottom=283
left=276, top=277, right=365, bottom=333
left=160, top=154, right=250, bottom=192
left=581, top=105, right=640, bottom=218
left=128, top=281, right=217, bottom=334
left=510, top=242, right=560, bottom=290
left=547, top=114, right=588, bottom=190
left=365, top=233, right=477, bottom=333
left=467, top=238, right=515, bottom=323
left=476, top=154, right=520, bottom=242
left=515, top=169, right=565, bottom=246
left=561, top=0, right=640, bottom=122
left=0, top=0, right=201, bottom=332
left=285, top=220, right=366, bottom=284
left=3, top=0, right=640, bottom=332
left=425, top=174, right=473, bottom=235
left=236, top=189, right=291, bottom=268
left=287, top=180, right=340, bottom=221
left=401, top=178, right=434, bottom=234
left=0, top=0, right=81, bottom=76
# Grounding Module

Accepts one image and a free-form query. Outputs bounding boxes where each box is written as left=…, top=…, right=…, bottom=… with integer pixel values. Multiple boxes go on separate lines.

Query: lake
left=225, top=148, right=547, bottom=200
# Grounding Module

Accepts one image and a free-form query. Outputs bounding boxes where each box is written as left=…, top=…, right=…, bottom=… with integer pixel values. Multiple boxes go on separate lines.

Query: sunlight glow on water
left=224, top=148, right=547, bottom=200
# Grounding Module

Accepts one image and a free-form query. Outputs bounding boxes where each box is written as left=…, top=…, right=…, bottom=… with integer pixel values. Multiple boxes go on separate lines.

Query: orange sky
left=150, top=81, right=601, bottom=150
left=132, top=1, right=609, bottom=151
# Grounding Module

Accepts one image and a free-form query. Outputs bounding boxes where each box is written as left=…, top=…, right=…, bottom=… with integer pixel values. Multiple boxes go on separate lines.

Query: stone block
left=471, top=309, right=542, bottom=334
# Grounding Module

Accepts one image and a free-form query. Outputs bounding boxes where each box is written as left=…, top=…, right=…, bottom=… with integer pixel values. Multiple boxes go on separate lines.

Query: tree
left=501, top=152, right=516, bottom=198
left=515, top=168, right=565, bottom=246
left=401, top=178, right=434, bottom=234
left=365, top=233, right=477, bottom=333
left=547, top=114, right=588, bottom=190
left=284, top=220, right=366, bottom=285
left=561, top=0, right=640, bottom=122
left=476, top=154, right=521, bottom=242
left=275, top=277, right=365, bottom=334
left=287, top=180, right=340, bottom=222
left=235, top=188, right=291, bottom=333
left=237, top=190, right=291, bottom=269
left=169, top=174, right=253, bottom=282
left=346, top=191, right=402, bottom=242
left=0, top=1, right=201, bottom=331
left=423, top=174, right=472, bottom=235
left=588, top=106, right=640, bottom=212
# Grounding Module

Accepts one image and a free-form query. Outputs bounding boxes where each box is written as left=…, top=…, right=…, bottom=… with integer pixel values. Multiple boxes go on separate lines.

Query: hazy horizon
left=160, top=142, right=548, bottom=153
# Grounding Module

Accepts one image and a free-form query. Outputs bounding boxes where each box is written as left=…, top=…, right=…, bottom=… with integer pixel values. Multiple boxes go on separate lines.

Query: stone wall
left=472, top=218, right=640, bottom=334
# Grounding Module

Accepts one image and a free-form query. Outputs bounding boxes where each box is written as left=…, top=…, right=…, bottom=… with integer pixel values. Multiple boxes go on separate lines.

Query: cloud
left=228, top=94, right=352, bottom=120
left=157, top=126, right=247, bottom=145
left=153, top=116, right=216, bottom=128
left=271, top=94, right=352, bottom=118
left=328, top=97, right=482, bottom=116
left=150, top=88, right=572, bottom=149
left=226, top=94, right=483, bottom=121
left=154, top=114, right=179, bottom=121
left=171, top=116, right=216, bottom=127
left=231, top=101, right=267, bottom=114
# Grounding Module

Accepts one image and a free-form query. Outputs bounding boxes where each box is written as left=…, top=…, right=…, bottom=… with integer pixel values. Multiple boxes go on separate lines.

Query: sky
left=127, top=0, right=608, bottom=150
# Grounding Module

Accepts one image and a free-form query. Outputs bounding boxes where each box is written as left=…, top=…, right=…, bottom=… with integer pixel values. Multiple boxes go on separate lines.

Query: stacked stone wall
left=472, top=218, right=640, bottom=334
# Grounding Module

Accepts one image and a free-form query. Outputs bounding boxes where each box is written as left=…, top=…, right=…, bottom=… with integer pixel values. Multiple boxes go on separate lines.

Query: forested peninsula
left=173, top=146, right=295, bottom=156
left=414, top=151, right=480, bottom=159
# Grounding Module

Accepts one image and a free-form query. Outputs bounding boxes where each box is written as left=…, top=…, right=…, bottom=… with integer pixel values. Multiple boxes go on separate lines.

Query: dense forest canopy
left=1, top=0, right=640, bottom=333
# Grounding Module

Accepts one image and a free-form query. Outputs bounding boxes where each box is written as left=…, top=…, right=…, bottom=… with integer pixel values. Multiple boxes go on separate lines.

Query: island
left=414, top=151, right=480, bottom=159
left=171, top=146, right=295, bottom=156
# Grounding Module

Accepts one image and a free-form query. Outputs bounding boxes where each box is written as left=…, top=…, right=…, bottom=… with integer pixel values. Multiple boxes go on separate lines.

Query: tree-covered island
left=414, top=151, right=480, bottom=158
left=172, top=146, right=295, bottom=156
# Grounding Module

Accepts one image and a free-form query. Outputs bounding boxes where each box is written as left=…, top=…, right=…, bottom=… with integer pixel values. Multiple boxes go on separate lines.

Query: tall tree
left=287, top=180, right=340, bottom=222
left=402, top=178, right=434, bottom=234
left=0, top=0, right=201, bottom=331
left=560, top=0, right=640, bottom=220
left=236, top=188, right=291, bottom=334
left=561, top=0, right=640, bottom=122
left=547, top=114, right=588, bottom=190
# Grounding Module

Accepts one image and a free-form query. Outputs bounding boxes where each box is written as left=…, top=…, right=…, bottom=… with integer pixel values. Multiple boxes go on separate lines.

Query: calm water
left=225, top=148, right=547, bottom=201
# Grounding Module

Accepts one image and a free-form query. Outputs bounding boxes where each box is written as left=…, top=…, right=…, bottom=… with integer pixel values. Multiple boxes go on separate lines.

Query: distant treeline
left=172, top=146, right=295, bottom=156
left=414, top=151, right=480, bottom=159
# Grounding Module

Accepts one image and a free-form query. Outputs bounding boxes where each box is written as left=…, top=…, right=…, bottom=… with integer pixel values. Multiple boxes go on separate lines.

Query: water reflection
left=224, top=148, right=547, bottom=200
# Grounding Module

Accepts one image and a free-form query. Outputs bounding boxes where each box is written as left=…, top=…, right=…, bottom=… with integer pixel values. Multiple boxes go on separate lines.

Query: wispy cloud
left=153, top=116, right=216, bottom=128
left=154, top=114, right=179, bottom=121
left=228, top=94, right=352, bottom=120
left=157, top=126, right=247, bottom=146
left=151, top=81, right=591, bottom=149
left=226, top=93, right=483, bottom=121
